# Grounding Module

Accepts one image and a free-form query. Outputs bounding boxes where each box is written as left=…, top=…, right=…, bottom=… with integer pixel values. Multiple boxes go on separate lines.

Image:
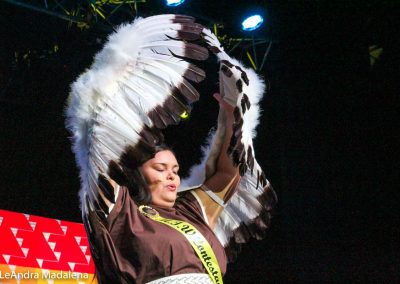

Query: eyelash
left=155, top=168, right=179, bottom=174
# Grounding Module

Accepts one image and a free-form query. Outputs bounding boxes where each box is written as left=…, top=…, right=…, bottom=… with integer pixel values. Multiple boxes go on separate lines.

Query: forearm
left=216, top=110, right=236, bottom=174
left=203, top=94, right=239, bottom=193
left=214, top=93, right=239, bottom=177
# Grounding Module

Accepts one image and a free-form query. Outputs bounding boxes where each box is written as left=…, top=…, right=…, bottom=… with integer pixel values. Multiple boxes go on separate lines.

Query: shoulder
left=106, top=186, right=140, bottom=230
left=175, top=190, right=209, bottom=225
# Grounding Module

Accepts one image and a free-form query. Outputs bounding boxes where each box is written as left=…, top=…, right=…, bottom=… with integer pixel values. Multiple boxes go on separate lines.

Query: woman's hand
left=213, top=93, right=235, bottom=113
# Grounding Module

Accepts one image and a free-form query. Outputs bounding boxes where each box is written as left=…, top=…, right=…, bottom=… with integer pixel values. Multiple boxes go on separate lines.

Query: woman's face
left=140, top=150, right=180, bottom=207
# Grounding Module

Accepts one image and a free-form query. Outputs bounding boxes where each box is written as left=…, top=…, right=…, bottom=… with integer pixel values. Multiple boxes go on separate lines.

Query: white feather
left=181, top=28, right=275, bottom=248
left=66, top=15, right=208, bottom=214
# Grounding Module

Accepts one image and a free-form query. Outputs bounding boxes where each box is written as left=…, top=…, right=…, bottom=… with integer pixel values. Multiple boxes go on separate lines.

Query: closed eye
left=154, top=166, right=165, bottom=172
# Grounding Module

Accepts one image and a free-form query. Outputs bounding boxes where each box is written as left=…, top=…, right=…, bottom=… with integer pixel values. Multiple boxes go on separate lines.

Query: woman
left=90, top=93, right=238, bottom=283
left=66, top=14, right=276, bottom=284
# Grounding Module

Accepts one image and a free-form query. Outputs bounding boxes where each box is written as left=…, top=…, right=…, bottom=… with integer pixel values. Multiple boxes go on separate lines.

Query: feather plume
left=180, top=28, right=277, bottom=259
left=66, top=14, right=276, bottom=263
left=66, top=14, right=208, bottom=218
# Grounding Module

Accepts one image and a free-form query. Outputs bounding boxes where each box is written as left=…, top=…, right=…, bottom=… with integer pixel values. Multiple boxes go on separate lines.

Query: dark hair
left=108, top=140, right=174, bottom=205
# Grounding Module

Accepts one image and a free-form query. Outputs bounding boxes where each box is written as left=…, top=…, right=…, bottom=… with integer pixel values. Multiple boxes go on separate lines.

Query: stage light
left=165, top=0, right=185, bottom=6
left=241, top=15, right=264, bottom=31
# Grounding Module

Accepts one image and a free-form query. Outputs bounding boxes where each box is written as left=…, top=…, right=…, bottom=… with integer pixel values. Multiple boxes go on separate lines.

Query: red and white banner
left=0, top=209, right=96, bottom=283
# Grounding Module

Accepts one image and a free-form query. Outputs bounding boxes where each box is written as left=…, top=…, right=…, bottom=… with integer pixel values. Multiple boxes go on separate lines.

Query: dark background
left=0, top=0, right=399, bottom=282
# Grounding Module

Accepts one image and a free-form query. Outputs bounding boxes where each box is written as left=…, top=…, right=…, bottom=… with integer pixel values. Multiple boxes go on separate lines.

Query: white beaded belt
left=146, top=273, right=213, bottom=284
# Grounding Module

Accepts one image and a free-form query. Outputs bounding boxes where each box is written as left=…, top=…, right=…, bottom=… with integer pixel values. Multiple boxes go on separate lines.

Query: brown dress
left=89, top=186, right=227, bottom=284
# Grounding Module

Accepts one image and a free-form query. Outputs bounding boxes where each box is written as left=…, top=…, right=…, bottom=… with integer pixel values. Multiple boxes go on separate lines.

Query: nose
left=166, top=170, right=175, bottom=180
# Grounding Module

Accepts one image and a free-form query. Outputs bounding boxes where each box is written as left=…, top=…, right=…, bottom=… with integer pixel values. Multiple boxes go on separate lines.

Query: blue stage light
left=241, top=15, right=264, bottom=31
left=165, top=0, right=185, bottom=6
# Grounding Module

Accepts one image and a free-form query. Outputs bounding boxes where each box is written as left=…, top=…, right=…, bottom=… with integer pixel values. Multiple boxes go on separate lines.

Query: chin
left=166, top=194, right=177, bottom=203
left=165, top=193, right=177, bottom=203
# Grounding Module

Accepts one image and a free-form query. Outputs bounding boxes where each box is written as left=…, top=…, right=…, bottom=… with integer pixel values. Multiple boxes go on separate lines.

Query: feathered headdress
left=65, top=14, right=276, bottom=260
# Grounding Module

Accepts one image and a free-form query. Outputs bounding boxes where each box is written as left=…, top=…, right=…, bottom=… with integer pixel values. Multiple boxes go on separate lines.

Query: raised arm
left=181, top=28, right=276, bottom=253
left=194, top=93, right=240, bottom=228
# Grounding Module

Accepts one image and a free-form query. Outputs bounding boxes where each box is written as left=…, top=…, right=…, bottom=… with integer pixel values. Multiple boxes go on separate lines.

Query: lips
left=166, top=184, right=177, bottom=191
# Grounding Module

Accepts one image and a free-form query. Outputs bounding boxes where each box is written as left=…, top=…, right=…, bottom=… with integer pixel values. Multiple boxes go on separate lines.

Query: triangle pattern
left=0, top=209, right=95, bottom=275
left=60, top=226, right=67, bottom=235
left=48, top=242, right=56, bottom=251
left=80, top=246, right=87, bottom=254
left=16, top=238, right=23, bottom=247
left=43, top=232, right=50, bottom=241
left=29, top=221, right=37, bottom=231
left=21, top=248, right=29, bottom=257
left=68, top=262, right=76, bottom=271
left=75, top=236, right=82, bottom=245
left=37, top=258, right=44, bottom=268
left=11, top=227, right=18, bottom=236
left=3, top=254, right=10, bottom=263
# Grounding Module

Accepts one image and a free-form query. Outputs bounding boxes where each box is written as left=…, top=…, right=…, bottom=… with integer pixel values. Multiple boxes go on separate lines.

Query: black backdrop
left=0, top=1, right=399, bottom=282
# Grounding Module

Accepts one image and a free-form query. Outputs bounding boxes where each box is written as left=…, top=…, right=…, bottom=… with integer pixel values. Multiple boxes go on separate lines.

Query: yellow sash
left=138, top=205, right=223, bottom=284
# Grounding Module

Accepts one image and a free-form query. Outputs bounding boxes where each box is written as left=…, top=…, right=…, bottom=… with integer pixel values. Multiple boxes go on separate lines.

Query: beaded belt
left=146, top=273, right=213, bottom=284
